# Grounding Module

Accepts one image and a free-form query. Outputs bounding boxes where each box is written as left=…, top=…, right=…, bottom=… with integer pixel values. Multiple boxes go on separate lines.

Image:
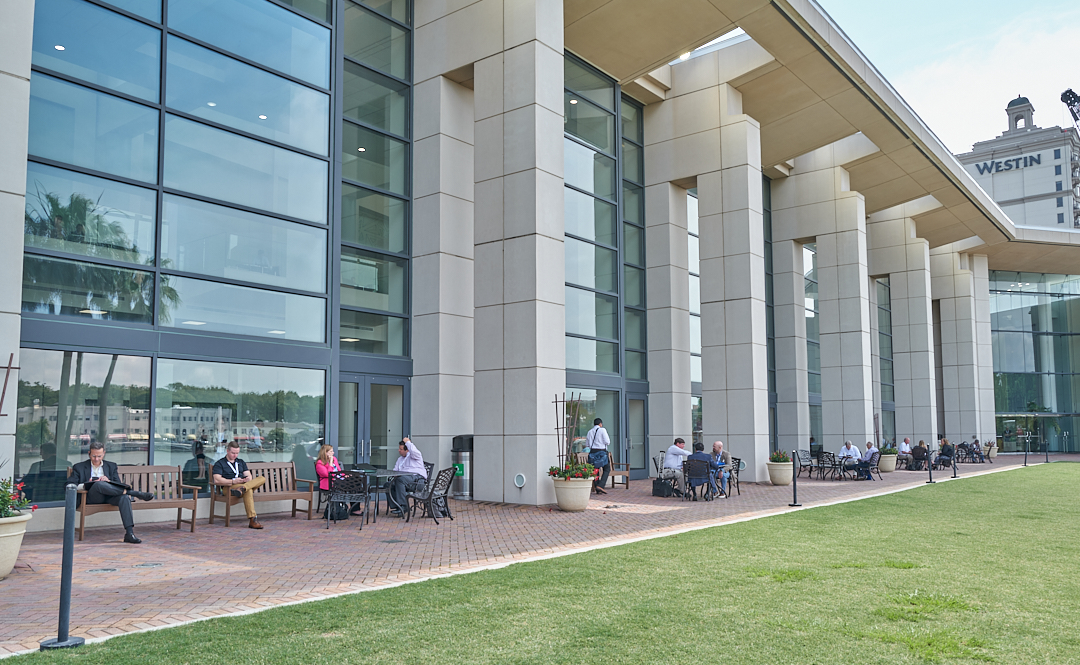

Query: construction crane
left=1063, top=89, right=1080, bottom=132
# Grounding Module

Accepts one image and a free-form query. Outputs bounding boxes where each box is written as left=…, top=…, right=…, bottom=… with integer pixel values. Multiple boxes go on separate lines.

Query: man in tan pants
left=212, top=441, right=266, bottom=529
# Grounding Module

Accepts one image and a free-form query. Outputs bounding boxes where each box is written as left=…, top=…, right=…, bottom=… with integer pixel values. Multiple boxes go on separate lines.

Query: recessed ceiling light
left=181, top=320, right=206, bottom=326
left=258, top=114, right=267, bottom=119
left=268, top=330, right=286, bottom=335
left=207, top=102, right=217, bottom=107
left=78, top=309, right=106, bottom=315
left=679, top=52, right=691, bottom=61
left=340, top=337, right=360, bottom=343
left=357, top=147, right=366, bottom=152
left=54, top=45, right=66, bottom=51
left=569, top=99, right=578, bottom=104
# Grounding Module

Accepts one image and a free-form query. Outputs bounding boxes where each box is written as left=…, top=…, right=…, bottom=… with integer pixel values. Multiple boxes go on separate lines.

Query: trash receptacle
left=451, top=435, right=473, bottom=500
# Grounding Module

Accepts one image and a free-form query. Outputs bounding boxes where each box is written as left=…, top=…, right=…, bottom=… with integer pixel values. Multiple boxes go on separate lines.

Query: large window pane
left=166, top=36, right=330, bottom=155
left=169, top=0, right=330, bottom=87
left=340, top=309, right=406, bottom=356
left=32, top=0, right=160, bottom=101
left=565, top=138, right=616, bottom=199
left=342, top=122, right=408, bottom=196
left=564, top=58, right=614, bottom=111
left=164, top=115, right=328, bottom=223
left=689, top=315, right=701, bottom=355
left=622, top=141, right=643, bottom=184
left=278, top=0, right=332, bottom=23
left=341, top=246, right=407, bottom=313
left=15, top=349, right=151, bottom=503
left=344, top=1, right=409, bottom=80
left=688, top=274, right=700, bottom=314
left=108, top=0, right=160, bottom=21
left=343, top=60, right=408, bottom=136
left=625, top=350, right=645, bottom=380
left=161, top=195, right=327, bottom=293
left=624, top=223, right=643, bottom=266
left=29, top=74, right=158, bottom=183
left=620, top=99, right=642, bottom=143
left=566, top=337, right=618, bottom=373
left=565, top=286, right=618, bottom=340
left=342, top=184, right=406, bottom=252
left=690, top=355, right=702, bottom=383
left=565, top=237, right=617, bottom=292
left=688, top=234, right=700, bottom=275
left=687, top=193, right=699, bottom=234
left=161, top=275, right=326, bottom=342
left=356, top=0, right=409, bottom=23
left=154, top=359, right=325, bottom=483
left=565, top=187, right=616, bottom=245
left=623, top=182, right=643, bottom=225
left=24, top=162, right=156, bottom=265
left=564, top=92, right=614, bottom=153
left=22, top=254, right=154, bottom=323
left=625, top=308, right=645, bottom=349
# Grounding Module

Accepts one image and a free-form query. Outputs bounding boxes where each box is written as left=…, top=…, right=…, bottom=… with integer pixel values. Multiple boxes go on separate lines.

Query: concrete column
left=0, top=0, right=34, bottom=477
left=772, top=239, right=809, bottom=452
left=972, top=255, right=996, bottom=438
left=410, top=76, right=475, bottom=471
left=867, top=201, right=938, bottom=447
left=698, top=84, right=770, bottom=482
left=930, top=247, right=987, bottom=440
left=472, top=1, right=564, bottom=504
left=644, top=183, right=691, bottom=470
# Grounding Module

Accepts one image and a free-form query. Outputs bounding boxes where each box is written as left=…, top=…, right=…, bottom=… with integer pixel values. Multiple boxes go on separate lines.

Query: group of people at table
left=313, top=438, right=427, bottom=519
left=660, top=438, right=732, bottom=498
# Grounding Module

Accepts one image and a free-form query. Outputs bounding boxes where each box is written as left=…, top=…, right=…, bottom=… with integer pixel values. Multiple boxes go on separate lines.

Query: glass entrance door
left=627, top=394, right=648, bottom=479
left=337, top=376, right=409, bottom=469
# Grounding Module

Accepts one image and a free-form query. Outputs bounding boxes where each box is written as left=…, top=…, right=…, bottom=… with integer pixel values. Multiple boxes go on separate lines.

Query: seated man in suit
left=71, top=441, right=154, bottom=544
left=686, top=442, right=720, bottom=499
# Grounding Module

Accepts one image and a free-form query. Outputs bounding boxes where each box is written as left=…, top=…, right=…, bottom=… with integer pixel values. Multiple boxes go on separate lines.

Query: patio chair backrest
left=684, top=458, right=711, bottom=480
left=819, top=451, right=836, bottom=467
left=329, top=471, right=367, bottom=497
left=432, top=467, right=455, bottom=497
left=652, top=454, right=664, bottom=475
left=574, top=452, right=589, bottom=465
left=796, top=449, right=813, bottom=466
left=868, top=451, right=881, bottom=468
left=424, top=461, right=435, bottom=478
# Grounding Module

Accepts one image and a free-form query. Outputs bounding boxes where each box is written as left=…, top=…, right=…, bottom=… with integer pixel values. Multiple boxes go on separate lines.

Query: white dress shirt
left=664, top=444, right=691, bottom=469
left=838, top=445, right=861, bottom=460
left=586, top=425, right=610, bottom=451
left=899, top=441, right=912, bottom=454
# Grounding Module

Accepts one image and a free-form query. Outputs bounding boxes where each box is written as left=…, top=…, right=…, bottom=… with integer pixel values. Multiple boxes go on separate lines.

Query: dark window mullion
left=563, top=181, right=617, bottom=206
left=339, top=304, right=408, bottom=320
left=30, top=66, right=163, bottom=109
left=340, top=176, right=411, bottom=202
left=159, top=268, right=330, bottom=298
left=564, top=132, right=617, bottom=161
left=341, top=115, right=410, bottom=143
left=164, top=109, right=331, bottom=161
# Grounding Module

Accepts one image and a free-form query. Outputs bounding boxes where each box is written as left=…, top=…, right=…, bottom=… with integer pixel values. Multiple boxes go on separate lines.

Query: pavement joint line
left=0, top=459, right=1050, bottom=660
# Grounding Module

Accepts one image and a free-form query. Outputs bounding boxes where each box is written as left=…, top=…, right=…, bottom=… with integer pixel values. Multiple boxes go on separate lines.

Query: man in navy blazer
left=70, top=441, right=154, bottom=543
left=686, top=442, right=720, bottom=499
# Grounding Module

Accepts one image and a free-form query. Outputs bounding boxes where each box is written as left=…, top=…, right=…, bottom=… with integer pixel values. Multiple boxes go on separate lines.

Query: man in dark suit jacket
left=70, top=441, right=154, bottom=543
left=686, top=442, right=720, bottom=500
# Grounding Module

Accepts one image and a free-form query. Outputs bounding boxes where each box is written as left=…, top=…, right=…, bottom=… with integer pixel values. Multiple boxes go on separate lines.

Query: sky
left=814, top=0, right=1080, bottom=154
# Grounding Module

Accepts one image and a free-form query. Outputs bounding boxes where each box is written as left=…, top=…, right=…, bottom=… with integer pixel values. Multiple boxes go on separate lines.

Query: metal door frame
left=338, top=374, right=410, bottom=466
left=626, top=391, right=649, bottom=480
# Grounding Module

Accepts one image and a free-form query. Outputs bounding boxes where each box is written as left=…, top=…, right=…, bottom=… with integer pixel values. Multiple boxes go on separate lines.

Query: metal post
left=1045, top=435, right=1050, bottom=464
left=40, top=484, right=85, bottom=651
left=789, top=451, right=801, bottom=507
left=926, top=451, right=935, bottom=484
left=1023, top=433, right=1029, bottom=467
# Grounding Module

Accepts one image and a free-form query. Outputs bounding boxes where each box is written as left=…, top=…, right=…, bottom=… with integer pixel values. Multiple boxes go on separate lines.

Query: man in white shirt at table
left=898, top=438, right=913, bottom=467
left=837, top=440, right=861, bottom=474
left=660, top=438, right=691, bottom=496
left=388, top=437, right=427, bottom=517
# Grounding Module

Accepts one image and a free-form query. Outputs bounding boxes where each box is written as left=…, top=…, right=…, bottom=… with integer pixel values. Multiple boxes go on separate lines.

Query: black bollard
left=1045, top=439, right=1050, bottom=464
left=789, top=450, right=801, bottom=507
left=40, top=484, right=85, bottom=651
left=926, top=452, right=935, bottom=484
left=1023, top=435, right=1029, bottom=467
left=952, top=451, right=958, bottom=478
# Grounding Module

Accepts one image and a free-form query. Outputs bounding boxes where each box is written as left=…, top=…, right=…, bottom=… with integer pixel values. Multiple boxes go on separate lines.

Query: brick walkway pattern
left=0, top=455, right=1069, bottom=655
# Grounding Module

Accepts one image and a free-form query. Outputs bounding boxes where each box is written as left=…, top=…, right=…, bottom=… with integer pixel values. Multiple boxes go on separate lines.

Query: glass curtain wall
left=688, top=190, right=702, bottom=385
left=24, top=0, right=332, bottom=342
left=340, top=0, right=411, bottom=356
left=622, top=101, right=647, bottom=380
left=804, top=243, right=822, bottom=448
left=876, top=278, right=895, bottom=446
left=763, top=177, right=776, bottom=451
left=990, top=271, right=1080, bottom=452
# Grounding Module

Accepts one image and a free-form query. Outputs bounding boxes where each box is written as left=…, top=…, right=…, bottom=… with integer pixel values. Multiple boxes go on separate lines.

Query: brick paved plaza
left=0, top=455, right=1069, bottom=656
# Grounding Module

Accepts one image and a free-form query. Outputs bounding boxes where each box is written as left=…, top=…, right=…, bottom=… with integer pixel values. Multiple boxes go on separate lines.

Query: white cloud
left=891, top=10, right=1080, bottom=154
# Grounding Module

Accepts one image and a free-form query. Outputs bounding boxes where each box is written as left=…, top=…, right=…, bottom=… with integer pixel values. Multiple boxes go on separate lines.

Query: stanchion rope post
left=789, top=450, right=801, bottom=507
left=40, top=484, right=85, bottom=651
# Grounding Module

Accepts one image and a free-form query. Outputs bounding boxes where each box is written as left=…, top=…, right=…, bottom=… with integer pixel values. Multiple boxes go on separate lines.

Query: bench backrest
left=118, top=465, right=188, bottom=501
left=247, top=462, right=299, bottom=494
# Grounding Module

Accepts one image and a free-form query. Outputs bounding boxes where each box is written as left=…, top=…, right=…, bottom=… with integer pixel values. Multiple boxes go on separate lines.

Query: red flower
left=31, top=505, right=39, bottom=512
left=16, top=482, right=24, bottom=490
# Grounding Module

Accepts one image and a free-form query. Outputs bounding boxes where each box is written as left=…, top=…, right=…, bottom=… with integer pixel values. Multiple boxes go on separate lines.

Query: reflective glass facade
left=804, top=243, right=822, bottom=447
left=990, top=271, right=1080, bottom=452
left=876, top=278, right=895, bottom=446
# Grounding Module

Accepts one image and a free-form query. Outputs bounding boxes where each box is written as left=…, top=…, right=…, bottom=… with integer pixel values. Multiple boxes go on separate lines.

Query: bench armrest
left=179, top=483, right=201, bottom=493
left=295, top=477, right=318, bottom=485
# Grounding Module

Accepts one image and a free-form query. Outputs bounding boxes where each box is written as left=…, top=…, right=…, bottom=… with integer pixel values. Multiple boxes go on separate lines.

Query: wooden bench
left=208, top=462, right=316, bottom=526
left=75, top=465, right=198, bottom=541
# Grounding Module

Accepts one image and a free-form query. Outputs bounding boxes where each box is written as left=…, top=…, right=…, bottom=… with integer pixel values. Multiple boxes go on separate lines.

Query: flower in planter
left=1, top=476, right=35, bottom=519
left=769, top=450, right=791, bottom=464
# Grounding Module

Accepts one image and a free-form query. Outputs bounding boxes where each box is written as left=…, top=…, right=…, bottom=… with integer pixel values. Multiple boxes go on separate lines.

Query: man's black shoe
left=132, top=491, right=154, bottom=502
left=231, top=489, right=243, bottom=498
left=673, top=489, right=684, bottom=497
left=124, top=532, right=142, bottom=544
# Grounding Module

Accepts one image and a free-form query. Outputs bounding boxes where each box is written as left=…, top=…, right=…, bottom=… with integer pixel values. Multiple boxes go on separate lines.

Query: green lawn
left=19, top=464, right=1080, bottom=664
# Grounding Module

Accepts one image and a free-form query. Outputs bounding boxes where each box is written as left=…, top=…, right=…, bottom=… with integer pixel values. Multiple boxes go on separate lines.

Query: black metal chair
left=817, top=451, right=839, bottom=480
left=795, top=449, right=818, bottom=478
left=682, top=459, right=713, bottom=501
left=729, top=457, right=744, bottom=496
left=406, top=467, right=456, bottom=525
left=325, top=471, right=370, bottom=530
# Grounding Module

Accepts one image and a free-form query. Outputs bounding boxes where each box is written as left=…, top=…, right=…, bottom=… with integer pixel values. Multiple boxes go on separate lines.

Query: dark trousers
left=588, top=449, right=610, bottom=488
left=388, top=474, right=425, bottom=512
left=87, top=482, right=134, bottom=530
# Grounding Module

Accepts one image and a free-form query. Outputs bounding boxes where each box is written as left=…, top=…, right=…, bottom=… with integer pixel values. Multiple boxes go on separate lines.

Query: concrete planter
left=987, top=445, right=998, bottom=459
left=551, top=477, right=594, bottom=512
left=0, top=512, right=32, bottom=580
left=878, top=454, right=898, bottom=472
left=766, top=461, right=793, bottom=486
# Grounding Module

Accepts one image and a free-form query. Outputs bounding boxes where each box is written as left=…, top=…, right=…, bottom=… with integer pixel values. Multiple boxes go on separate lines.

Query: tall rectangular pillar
left=772, top=239, right=809, bottom=452
left=931, top=248, right=985, bottom=440
left=698, top=85, right=770, bottom=481
left=472, top=1, right=564, bottom=504
left=644, top=183, right=691, bottom=468
left=0, top=0, right=34, bottom=477
left=972, top=255, right=996, bottom=439
left=411, top=75, right=475, bottom=471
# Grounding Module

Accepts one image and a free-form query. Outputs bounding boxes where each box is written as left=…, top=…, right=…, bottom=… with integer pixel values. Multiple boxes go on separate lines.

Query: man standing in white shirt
left=661, top=438, right=691, bottom=496
left=898, top=437, right=913, bottom=467
left=585, top=418, right=611, bottom=495
left=838, top=440, right=861, bottom=474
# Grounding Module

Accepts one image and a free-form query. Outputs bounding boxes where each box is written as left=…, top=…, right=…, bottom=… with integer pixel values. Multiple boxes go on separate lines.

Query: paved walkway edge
left=3, top=460, right=1046, bottom=660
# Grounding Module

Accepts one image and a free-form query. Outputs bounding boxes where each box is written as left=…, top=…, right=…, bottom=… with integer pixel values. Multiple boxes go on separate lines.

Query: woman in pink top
left=314, top=444, right=342, bottom=491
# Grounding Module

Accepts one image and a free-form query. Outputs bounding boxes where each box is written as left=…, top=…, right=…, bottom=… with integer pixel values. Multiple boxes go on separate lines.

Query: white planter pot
left=551, top=477, right=594, bottom=512
left=0, top=512, right=32, bottom=580
left=766, top=461, right=793, bottom=486
left=878, top=454, right=897, bottom=472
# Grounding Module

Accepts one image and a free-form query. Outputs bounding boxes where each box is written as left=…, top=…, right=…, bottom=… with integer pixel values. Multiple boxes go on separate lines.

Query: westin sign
left=975, top=154, right=1041, bottom=175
